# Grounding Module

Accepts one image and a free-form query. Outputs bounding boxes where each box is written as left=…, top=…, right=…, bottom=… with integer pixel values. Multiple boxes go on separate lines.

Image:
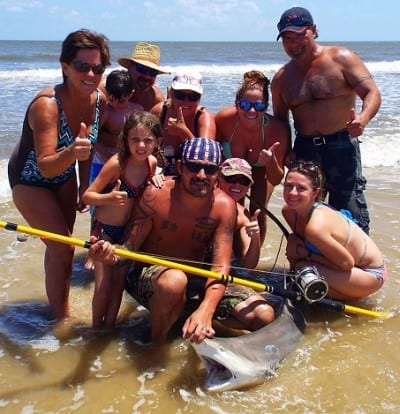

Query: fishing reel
left=292, top=266, right=328, bottom=303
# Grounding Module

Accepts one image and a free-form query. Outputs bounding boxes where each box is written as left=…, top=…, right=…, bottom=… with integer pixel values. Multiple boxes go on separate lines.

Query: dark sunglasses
left=72, top=60, right=105, bottom=75
left=222, top=174, right=252, bottom=186
left=173, top=89, right=201, bottom=102
left=289, top=160, right=319, bottom=173
left=183, top=160, right=220, bottom=175
left=237, top=100, right=267, bottom=112
left=135, top=63, right=159, bottom=77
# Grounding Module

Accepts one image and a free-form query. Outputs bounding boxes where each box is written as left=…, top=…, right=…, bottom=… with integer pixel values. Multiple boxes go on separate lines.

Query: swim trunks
left=125, top=263, right=273, bottom=320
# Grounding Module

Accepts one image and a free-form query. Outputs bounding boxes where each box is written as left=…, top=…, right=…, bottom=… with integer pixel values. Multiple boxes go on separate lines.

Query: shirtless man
left=271, top=7, right=381, bottom=234
left=118, top=42, right=169, bottom=111
left=89, top=137, right=275, bottom=345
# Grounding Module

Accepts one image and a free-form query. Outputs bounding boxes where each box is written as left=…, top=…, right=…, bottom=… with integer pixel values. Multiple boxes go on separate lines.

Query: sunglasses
left=237, top=100, right=267, bottom=112
left=173, top=89, right=201, bottom=102
left=72, top=60, right=105, bottom=75
left=289, top=160, right=319, bottom=173
left=135, top=63, right=159, bottom=77
left=222, top=174, right=252, bottom=186
left=183, top=160, right=220, bottom=175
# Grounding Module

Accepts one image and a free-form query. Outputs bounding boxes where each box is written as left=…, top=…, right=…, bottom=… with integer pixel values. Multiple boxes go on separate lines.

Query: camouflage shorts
left=125, top=264, right=267, bottom=320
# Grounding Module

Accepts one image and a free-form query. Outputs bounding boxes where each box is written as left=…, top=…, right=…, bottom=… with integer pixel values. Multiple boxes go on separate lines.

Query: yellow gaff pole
left=0, top=220, right=269, bottom=292
left=0, top=220, right=391, bottom=319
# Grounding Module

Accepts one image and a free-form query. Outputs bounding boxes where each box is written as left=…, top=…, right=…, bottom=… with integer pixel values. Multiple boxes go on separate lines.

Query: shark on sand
left=189, top=296, right=305, bottom=392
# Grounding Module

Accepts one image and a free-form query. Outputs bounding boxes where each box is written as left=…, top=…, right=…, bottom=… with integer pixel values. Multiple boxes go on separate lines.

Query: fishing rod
left=0, top=220, right=390, bottom=319
left=243, top=198, right=392, bottom=318
left=245, top=194, right=289, bottom=239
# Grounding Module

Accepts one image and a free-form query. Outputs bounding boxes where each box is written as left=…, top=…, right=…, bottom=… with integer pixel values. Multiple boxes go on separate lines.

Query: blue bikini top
left=300, top=202, right=358, bottom=256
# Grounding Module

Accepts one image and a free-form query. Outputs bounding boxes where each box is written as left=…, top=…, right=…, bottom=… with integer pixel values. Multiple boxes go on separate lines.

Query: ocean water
left=0, top=41, right=399, bottom=413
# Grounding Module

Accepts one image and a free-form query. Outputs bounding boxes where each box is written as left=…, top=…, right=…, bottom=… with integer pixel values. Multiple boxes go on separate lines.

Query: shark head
left=190, top=302, right=305, bottom=392
left=192, top=337, right=282, bottom=392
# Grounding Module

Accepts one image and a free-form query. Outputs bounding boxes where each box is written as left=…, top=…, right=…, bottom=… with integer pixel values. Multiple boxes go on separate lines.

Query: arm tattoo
left=351, top=74, right=373, bottom=87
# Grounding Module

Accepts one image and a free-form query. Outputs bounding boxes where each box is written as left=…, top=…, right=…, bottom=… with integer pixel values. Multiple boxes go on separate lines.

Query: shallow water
left=0, top=169, right=399, bottom=414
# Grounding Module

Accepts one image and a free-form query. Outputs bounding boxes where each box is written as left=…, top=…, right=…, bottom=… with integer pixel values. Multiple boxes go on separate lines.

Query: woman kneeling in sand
left=282, top=160, right=386, bottom=300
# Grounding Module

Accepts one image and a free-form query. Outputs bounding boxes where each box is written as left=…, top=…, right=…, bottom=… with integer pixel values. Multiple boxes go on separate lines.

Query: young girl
left=82, top=110, right=161, bottom=328
left=282, top=160, right=386, bottom=300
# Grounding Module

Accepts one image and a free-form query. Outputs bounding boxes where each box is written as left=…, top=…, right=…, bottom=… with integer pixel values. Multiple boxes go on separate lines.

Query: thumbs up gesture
left=245, top=209, right=261, bottom=238
left=109, top=179, right=128, bottom=206
left=257, top=142, right=280, bottom=166
left=346, top=108, right=365, bottom=137
left=72, top=122, right=92, bottom=161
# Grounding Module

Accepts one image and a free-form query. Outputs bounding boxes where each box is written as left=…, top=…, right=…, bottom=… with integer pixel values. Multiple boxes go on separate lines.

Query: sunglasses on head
left=222, top=174, right=252, bottom=186
left=289, top=160, right=319, bottom=173
left=135, top=63, right=159, bottom=77
left=72, top=60, right=105, bottom=75
left=173, top=89, right=201, bottom=102
left=237, top=99, right=267, bottom=112
left=183, top=160, right=220, bottom=175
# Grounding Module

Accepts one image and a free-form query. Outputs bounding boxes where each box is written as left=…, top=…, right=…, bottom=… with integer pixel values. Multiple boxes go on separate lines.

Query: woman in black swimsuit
left=7, top=29, right=110, bottom=323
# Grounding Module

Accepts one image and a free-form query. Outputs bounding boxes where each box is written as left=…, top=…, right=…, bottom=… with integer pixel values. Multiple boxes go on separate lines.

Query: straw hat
left=117, top=42, right=169, bottom=74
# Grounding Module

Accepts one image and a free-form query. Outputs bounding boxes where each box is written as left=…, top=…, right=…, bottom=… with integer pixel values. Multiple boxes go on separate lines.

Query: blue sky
left=0, top=0, right=398, bottom=42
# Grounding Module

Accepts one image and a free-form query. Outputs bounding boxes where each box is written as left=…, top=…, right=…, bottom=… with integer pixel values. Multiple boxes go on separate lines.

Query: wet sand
left=0, top=167, right=399, bottom=413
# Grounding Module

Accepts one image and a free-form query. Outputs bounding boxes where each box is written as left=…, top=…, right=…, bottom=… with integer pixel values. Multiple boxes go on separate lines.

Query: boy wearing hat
left=89, top=138, right=275, bottom=344
left=271, top=7, right=381, bottom=234
left=118, top=42, right=169, bottom=111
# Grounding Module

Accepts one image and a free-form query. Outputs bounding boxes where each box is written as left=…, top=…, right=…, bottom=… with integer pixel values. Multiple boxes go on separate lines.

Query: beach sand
left=0, top=167, right=399, bottom=413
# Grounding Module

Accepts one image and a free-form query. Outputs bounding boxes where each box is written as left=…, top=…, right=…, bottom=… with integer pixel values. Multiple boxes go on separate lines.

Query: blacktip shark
left=190, top=298, right=305, bottom=392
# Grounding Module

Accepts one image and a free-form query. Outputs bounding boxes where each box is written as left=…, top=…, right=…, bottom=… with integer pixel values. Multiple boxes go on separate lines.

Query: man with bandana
left=89, top=138, right=275, bottom=344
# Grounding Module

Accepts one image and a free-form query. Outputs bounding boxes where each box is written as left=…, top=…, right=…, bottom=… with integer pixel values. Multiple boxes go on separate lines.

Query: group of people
left=7, top=7, right=386, bottom=344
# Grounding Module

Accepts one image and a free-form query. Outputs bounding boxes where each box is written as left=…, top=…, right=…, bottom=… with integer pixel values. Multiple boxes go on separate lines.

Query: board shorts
left=125, top=263, right=278, bottom=320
